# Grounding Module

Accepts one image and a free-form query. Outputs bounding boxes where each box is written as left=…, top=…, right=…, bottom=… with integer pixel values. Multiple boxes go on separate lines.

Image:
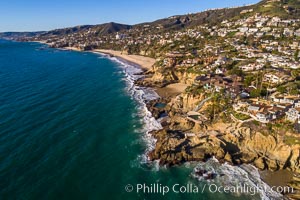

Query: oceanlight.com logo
left=125, top=183, right=294, bottom=196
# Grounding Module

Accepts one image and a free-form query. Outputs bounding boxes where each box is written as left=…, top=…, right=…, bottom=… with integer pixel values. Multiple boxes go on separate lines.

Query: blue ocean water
left=0, top=40, right=265, bottom=200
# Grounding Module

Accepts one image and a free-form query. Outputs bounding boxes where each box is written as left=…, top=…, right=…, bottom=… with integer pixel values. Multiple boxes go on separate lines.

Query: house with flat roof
left=248, top=104, right=261, bottom=113
left=286, top=107, right=300, bottom=123
left=256, top=112, right=270, bottom=123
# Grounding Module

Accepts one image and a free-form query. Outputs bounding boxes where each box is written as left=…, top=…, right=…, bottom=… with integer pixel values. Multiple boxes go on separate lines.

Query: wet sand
left=259, top=169, right=294, bottom=187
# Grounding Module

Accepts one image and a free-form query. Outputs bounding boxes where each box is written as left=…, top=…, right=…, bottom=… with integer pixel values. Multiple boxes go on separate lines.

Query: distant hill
left=254, top=0, right=300, bottom=18
left=137, top=5, right=254, bottom=30
left=0, top=22, right=132, bottom=39
left=137, top=0, right=299, bottom=31
left=38, top=22, right=132, bottom=37
left=38, top=25, right=93, bottom=36
left=1, top=0, right=299, bottom=40
left=95, top=22, right=132, bottom=35
left=0, top=32, right=44, bottom=39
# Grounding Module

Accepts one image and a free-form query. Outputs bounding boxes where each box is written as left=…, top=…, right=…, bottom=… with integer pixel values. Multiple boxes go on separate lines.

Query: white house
left=256, top=112, right=270, bottom=123
left=286, top=108, right=300, bottom=122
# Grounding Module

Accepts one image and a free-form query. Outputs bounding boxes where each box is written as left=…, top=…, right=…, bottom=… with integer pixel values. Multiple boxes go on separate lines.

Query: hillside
left=0, top=23, right=132, bottom=40
left=136, top=4, right=255, bottom=31
left=253, top=0, right=300, bottom=18
left=38, top=22, right=132, bottom=37
left=1, top=0, right=299, bottom=40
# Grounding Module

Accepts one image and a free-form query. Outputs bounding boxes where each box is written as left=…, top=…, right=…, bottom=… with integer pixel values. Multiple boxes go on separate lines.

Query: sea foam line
left=94, top=53, right=283, bottom=199
left=192, top=157, right=283, bottom=200
left=94, top=53, right=162, bottom=164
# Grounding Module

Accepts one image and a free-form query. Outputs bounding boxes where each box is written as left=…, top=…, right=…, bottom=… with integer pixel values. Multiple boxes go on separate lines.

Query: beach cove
left=59, top=42, right=296, bottom=199
left=0, top=39, right=293, bottom=199
left=60, top=42, right=296, bottom=199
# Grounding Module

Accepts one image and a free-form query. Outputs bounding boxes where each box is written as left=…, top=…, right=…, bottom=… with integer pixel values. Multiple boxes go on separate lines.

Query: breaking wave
left=94, top=53, right=163, bottom=167
left=192, top=158, right=283, bottom=200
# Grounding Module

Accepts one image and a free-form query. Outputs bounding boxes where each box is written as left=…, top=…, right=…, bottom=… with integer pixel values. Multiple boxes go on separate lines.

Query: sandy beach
left=38, top=43, right=183, bottom=99
left=155, top=83, right=188, bottom=98
left=259, top=169, right=294, bottom=187
left=93, top=49, right=155, bottom=71
left=36, top=40, right=48, bottom=44
left=63, top=47, right=82, bottom=51
left=35, top=43, right=155, bottom=71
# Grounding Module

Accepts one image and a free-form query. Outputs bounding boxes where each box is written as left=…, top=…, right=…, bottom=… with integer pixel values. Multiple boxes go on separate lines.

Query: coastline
left=63, top=46, right=82, bottom=51
left=35, top=41, right=155, bottom=72
left=104, top=50, right=163, bottom=164
left=34, top=41, right=297, bottom=198
left=97, top=46, right=293, bottom=197
left=92, top=49, right=155, bottom=71
left=92, top=49, right=188, bottom=98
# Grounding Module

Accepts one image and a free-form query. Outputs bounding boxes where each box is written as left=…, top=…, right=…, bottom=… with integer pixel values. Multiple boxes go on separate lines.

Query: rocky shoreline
left=134, top=69, right=300, bottom=199
left=37, top=43, right=300, bottom=198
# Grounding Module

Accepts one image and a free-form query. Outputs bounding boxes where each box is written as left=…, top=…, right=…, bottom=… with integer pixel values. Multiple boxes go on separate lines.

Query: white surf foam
left=93, top=53, right=283, bottom=199
left=192, top=158, right=283, bottom=200
left=94, top=53, right=162, bottom=166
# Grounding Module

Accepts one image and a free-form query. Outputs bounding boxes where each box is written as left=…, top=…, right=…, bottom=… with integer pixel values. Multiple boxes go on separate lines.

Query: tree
left=229, top=67, right=244, bottom=76
left=206, top=92, right=229, bottom=122
left=244, top=75, right=255, bottom=87
left=277, top=86, right=286, bottom=94
left=250, top=89, right=261, bottom=98
left=225, top=60, right=238, bottom=70
left=295, top=49, right=299, bottom=61
left=260, top=88, right=268, bottom=97
left=291, top=70, right=299, bottom=80
left=290, top=89, right=299, bottom=95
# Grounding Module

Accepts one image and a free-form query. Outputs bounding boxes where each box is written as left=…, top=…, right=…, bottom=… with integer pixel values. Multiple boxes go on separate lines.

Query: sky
left=0, top=0, right=261, bottom=32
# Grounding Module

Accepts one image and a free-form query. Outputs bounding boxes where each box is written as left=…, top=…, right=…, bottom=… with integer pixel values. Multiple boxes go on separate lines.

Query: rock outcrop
left=148, top=129, right=227, bottom=166
left=149, top=118, right=300, bottom=174
left=138, top=66, right=300, bottom=198
left=168, top=93, right=205, bottom=112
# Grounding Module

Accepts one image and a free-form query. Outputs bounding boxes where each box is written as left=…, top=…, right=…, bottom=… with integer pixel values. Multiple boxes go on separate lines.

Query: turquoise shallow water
left=0, top=40, right=259, bottom=200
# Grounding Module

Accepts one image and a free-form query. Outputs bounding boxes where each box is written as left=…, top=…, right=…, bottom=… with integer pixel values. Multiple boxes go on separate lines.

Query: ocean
left=0, top=40, right=279, bottom=200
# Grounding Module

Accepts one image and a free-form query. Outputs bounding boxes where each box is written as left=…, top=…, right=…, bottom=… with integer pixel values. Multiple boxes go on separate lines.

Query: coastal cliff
left=151, top=64, right=199, bottom=86
left=141, top=65, right=300, bottom=197
left=10, top=0, right=300, bottom=198
left=139, top=62, right=300, bottom=175
left=148, top=117, right=300, bottom=197
left=148, top=121, right=300, bottom=173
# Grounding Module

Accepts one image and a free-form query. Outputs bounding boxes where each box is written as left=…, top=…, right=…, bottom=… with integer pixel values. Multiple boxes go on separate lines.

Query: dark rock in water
left=37, top=47, right=46, bottom=51
left=204, top=173, right=218, bottom=180
left=195, top=169, right=207, bottom=176
left=194, top=166, right=219, bottom=181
